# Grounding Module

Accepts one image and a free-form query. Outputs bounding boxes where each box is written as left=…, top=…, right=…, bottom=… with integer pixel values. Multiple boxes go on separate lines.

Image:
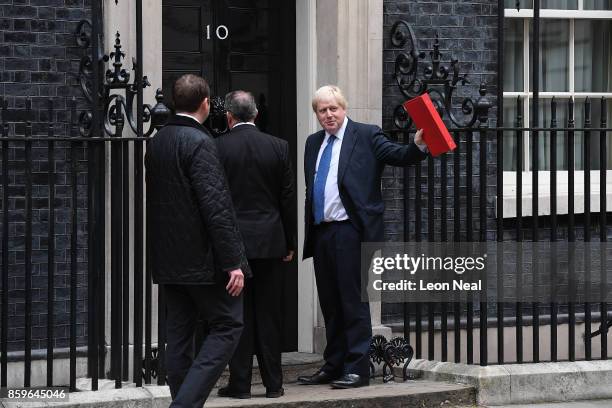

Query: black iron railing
left=384, top=0, right=612, bottom=366
left=391, top=95, right=612, bottom=365
left=0, top=0, right=172, bottom=389
left=0, top=102, right=170, bottom=389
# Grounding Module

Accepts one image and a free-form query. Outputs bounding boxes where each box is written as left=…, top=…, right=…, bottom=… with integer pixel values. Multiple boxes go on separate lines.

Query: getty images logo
left=372, top=253, right=487, bottom=275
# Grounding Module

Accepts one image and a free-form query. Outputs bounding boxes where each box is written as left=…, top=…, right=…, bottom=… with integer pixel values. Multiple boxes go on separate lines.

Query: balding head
left=224, top=90, right=258, bottom=123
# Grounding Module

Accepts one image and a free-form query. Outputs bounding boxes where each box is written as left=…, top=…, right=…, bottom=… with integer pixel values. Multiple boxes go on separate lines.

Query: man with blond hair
left=298, top=85, right=427, bottom=389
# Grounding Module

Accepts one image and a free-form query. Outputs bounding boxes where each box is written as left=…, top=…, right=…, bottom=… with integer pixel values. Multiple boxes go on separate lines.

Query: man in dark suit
left=298, top=85, right=427, bottom=389
left=216, top=90, right=296, bottom=399
left=145, top=74, right=249, bottom=408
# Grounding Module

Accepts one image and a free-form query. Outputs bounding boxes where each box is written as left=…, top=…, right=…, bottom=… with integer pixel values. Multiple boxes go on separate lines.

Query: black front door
left=162, top=0, right=298, bottom=351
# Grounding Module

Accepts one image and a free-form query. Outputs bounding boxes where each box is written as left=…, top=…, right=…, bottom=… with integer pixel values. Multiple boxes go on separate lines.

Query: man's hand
left=414, top=128, right=425, bottom=148
left=283, top=250, right=294, bottom=262
left=226, top=269, right=244, bottom=296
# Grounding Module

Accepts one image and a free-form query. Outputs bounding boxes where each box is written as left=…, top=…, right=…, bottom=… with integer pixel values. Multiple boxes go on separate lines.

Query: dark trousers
left=228, top=259, right=283, bottom=392
left=164, top=283, right=243, bottom=408
left=313, top=221, right=372, bottom=377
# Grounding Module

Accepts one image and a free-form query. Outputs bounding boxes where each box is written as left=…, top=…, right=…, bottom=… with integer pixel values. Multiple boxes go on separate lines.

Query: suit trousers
left=164, top=283, right=243, bottom=408
left=228, top=259, right=284, bottom=392
left=312, top=221, right=372, bottom=377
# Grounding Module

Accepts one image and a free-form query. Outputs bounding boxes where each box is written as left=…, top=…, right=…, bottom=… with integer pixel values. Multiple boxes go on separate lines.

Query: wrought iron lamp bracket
left=75, top=21, right=169, bottom=137
left=390, top=20, right=490, bottom=130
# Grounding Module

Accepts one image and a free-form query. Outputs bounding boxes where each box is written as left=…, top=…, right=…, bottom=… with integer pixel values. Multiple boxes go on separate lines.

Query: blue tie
left=313, top=135, right=336, bottom=224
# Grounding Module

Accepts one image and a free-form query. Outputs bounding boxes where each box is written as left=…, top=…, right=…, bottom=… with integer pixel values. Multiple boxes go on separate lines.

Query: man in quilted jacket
left=145, top=74, right=250, bottom=408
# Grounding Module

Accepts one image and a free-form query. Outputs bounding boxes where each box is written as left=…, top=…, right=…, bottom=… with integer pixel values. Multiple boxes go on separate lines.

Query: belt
left=315, top=219, right=351, bottom=227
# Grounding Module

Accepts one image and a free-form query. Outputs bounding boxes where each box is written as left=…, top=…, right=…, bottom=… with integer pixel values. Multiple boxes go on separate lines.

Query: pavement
left=487, top=401, right=612, bottom=408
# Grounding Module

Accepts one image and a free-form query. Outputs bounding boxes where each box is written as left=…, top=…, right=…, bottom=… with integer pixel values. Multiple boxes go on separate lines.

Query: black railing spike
left=47, top=98, right=53, bottom=124
left=25, top=97, right=32, bottom=136
left=71, top=97, right=77, bottom=138
left=585, top=97, right=591, bottom=122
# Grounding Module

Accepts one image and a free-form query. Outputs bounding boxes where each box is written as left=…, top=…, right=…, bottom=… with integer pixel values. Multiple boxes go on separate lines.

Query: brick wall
left=0, top=0, right=91, bottom=352
left=381, top=0, right=499, bottom=322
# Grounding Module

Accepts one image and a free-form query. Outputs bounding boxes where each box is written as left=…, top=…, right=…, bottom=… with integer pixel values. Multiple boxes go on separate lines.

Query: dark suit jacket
left=145, top=115, right=250, bottom=284
left=216, top=124, right=297, bottom=259
left=303, top=118, right=428, bottom=259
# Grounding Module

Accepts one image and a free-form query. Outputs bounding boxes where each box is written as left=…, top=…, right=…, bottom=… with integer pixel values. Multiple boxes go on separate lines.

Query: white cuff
left=415, top=142, right=428, bottom=153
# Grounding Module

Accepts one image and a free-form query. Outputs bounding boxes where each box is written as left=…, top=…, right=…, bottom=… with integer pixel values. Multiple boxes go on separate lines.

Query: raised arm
left=371, top=126, right=428, bottom=166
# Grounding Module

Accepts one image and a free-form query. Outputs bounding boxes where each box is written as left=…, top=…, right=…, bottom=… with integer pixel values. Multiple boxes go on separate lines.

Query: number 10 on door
left=206, top=25, right=229, bottom=40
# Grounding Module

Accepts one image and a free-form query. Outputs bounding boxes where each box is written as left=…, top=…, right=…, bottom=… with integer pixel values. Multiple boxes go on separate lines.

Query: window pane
left=573, top=98, right=612, bottom=170
left=529, top=20, right=569, bottom=92
left=541, top=0, right=577, bottom=9
left=575, top=20, right=612, bottom=92
left=529, top=99, right=569, bottom=170
left=583, top=0, right=612, bottom=10
left=504, top=0, right=533, bottom=8
left=504, top=0, right=579, bottom=8
left=504, top=98, right=612, bottom=171
left=503, top=97, right=522, bottom=171
left=504, top=19, right=524, bottom=92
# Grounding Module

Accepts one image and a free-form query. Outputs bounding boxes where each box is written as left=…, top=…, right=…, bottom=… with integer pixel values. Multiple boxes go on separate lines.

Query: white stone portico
left=296, top=0, right=389, bottom=353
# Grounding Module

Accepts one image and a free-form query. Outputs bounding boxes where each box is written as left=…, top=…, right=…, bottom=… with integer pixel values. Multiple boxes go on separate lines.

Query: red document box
left=403, top=93, right=456, bottom=157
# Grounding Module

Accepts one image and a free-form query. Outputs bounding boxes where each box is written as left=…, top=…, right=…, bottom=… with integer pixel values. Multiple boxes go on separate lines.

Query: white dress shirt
left=314, top=117, right=349, bottom=222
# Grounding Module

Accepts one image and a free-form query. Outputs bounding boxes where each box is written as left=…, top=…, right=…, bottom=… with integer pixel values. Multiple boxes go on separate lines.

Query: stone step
left=206, top=381, right=476, bottom=408
left=215, top=352, right=324, bottom=388
left=12, top=379, right=475, bottom=408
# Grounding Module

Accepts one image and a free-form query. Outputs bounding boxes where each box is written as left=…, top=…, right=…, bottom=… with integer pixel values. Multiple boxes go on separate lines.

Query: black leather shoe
left=297, top=370, right=338, bottom=385
left=330, top=374, right=369, bottom=389
left=217, top=386, right=251, bottom=399
left=266, top=387, right=284, bottom=398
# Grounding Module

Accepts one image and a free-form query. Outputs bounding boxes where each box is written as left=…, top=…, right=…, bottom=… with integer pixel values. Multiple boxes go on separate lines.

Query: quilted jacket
left=145, top=115, right=250, bottom=285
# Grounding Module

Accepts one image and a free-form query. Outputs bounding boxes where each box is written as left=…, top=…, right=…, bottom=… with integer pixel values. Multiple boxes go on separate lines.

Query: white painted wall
left=296, top=0, right=319, bottom=353
left=103, top=0, right=163, bottom=351
left=297, top=0, right=386, bottom=352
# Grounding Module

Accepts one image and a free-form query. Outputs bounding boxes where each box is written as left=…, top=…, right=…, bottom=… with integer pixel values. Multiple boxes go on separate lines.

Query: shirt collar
left=176, top=112, right=201, bottom=124
left=232, top=122, right=257, bottom=129
left=324, top=116, right=348, bottom=142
